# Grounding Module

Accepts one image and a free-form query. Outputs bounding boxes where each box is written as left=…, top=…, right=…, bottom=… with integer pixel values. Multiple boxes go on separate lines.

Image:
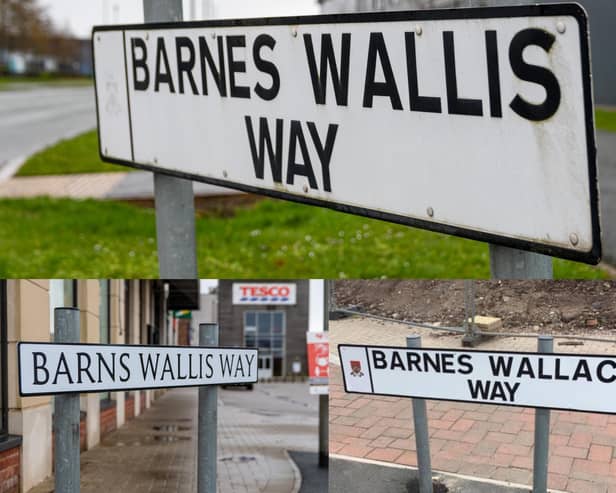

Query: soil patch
left=333, top=280, right=616, bottom=337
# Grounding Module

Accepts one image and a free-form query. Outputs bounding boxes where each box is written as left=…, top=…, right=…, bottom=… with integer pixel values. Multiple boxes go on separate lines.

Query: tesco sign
left=232, top=283, right=297, bottom=305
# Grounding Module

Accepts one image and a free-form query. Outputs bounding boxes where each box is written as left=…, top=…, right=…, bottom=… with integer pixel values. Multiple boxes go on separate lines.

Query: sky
left=40, top=0, right=321, bottom=39
left=199, top=279, right=218, bottom=294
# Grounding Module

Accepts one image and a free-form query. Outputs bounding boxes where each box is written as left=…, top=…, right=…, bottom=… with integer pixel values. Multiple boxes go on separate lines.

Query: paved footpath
left=330, top=317, right=616, bottom=493
left=29, top=383, right=317, bottom=493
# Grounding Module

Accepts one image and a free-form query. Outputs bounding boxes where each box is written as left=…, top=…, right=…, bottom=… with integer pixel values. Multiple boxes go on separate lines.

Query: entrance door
left=258, top=354, right=273, bottom=379
left=244, top=311, right=286, bottom=378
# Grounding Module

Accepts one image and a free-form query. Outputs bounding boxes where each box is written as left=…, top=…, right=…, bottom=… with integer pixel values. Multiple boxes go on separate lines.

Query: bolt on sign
left=93, top=4, right=599, bottom=263
left=18, top=343, right=258, bottom=396
left=339, top=344, right=616, bottom=414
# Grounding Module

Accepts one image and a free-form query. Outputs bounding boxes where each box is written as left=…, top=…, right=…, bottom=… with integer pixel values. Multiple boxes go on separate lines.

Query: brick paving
left=28, top=384, right=314, bottom=493
left=330, top=317, right=616, bottom=493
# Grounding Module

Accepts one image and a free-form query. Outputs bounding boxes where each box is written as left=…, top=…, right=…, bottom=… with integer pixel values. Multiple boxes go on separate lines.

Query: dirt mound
left=333, top=280, right=616, bottom=336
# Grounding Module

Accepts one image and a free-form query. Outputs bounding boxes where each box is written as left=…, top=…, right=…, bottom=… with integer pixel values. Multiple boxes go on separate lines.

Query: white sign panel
left=93, top=5, right=599, bottom=263
left=340, top=344, right=616, bottom=414
left=232, top=282, right=296, bottom=305
left=19, top=343, right=258, bottom=396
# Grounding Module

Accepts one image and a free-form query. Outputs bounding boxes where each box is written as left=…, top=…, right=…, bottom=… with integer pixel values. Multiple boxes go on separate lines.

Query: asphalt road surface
left=0, top=85, right=95, bottom=177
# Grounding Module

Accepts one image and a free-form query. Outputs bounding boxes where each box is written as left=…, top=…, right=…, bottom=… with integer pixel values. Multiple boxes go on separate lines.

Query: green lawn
left=16, top=130, right=126, bottom=176
left=0, top=75, right=93, bottom=90
left=596, top=108, right=616, bottom=133
left=0, top=197, right=606, bottom=279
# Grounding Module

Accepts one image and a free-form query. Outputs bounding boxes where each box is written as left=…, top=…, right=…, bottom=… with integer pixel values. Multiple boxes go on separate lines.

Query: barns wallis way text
left=29, top=350, right=255, bottom=386
left=128, top=26, right=564, bottom=192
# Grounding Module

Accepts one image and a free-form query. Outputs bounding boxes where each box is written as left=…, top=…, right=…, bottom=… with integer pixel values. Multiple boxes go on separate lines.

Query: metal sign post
left=319, top=281, right=330, bottom=469
left=490, top=245, right=553, bottom=280
left=198, top=323, right=218, bottom=493
left=54, top=308, right=80, bottom=493
left=533, top=336, right=553, bottom=493
left=407, top=336, right=432, bottom=493
left=143, top=0, right=198, bottom=280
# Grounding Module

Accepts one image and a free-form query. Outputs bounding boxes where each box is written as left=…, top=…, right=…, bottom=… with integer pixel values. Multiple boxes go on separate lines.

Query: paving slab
left=104, top=171, right=243, bottom=200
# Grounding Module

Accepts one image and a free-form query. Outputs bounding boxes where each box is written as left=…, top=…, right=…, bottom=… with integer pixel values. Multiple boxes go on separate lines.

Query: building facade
left=0, top=279, right=198, bottom=493
left=218, top=281, right=311, bottom=379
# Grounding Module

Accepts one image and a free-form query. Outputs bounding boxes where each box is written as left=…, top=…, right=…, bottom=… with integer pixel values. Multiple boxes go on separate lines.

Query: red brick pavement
left=330, top=364, right=616, bottom=493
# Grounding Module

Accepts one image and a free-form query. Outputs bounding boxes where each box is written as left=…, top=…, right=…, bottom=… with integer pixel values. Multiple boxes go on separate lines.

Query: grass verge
left=0, top=75, right=92, bottom=90
left=596, top=108, right=616, bottom=133
left=0, top=197, right=606, bottom=279
left=16, top=130, right=126, bottom=176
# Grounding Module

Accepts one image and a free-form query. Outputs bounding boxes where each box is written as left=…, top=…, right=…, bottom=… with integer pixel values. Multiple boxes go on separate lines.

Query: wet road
left=0, top=85, right=96, bottom=176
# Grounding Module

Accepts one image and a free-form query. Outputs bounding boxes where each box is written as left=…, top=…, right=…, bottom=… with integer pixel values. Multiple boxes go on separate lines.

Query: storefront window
left=244, top=311, right=285, bottom=377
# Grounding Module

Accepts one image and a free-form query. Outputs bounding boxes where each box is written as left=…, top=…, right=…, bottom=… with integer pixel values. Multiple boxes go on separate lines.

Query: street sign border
left=338, top=343, right=616, bottom=415
left=18, top=341, right=259, bottom=397
left=92, top=3, right=600, bottom=264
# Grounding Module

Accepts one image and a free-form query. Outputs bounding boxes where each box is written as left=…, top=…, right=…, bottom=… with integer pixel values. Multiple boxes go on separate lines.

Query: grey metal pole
left=489, top=245, right=553, bottom=279
left=143, top=0, right=198, bottom=280
left=407, top=335, right=432, bottom=493
left=54, top=308, right=80, bottom=493
left=533, top=335, right=553, bottom=493
left=198, top=323, right=218, bottom=493
left=319, top=280, right=330, bottom=469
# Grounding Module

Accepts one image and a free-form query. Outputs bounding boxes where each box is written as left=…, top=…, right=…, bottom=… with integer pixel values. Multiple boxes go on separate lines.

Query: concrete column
left=129, top=281, right=141, bottom=417
left=79, top=280, right=101, bottom=450
left=110, top=280, right=125, bottom=427
left=6, top=280, right=52, bottom=493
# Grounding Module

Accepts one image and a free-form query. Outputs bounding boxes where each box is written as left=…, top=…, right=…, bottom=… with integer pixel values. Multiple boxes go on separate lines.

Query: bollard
left=407, top=335, right=432, bottom=493
left=533, top=336, right=553, bottom=493
left=54, top=308, right=80, bottom=493
left=198, top=323, right=218, bottom=493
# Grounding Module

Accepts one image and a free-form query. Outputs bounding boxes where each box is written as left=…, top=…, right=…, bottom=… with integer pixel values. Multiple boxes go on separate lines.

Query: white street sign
left=232, top=282, right=296, bottom=305
left=93, top=5, right=599, bottom=263
left=339, top=344, right=616, bottom=414
left=19, top=343, right=258, bottom=396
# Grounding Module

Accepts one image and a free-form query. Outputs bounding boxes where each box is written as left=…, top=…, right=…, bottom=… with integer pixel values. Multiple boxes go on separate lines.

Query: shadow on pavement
left=288, top=451, right=328, bottom=493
